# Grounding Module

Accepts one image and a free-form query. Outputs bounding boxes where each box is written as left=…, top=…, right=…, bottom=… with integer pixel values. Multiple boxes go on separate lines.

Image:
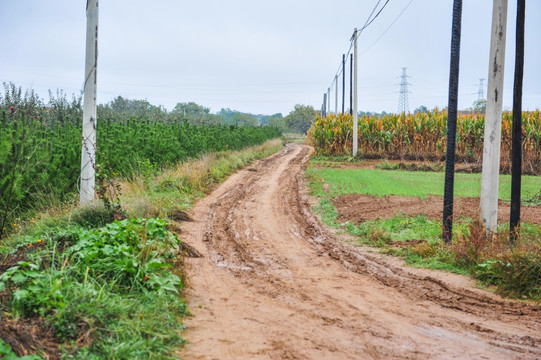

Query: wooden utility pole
left=352, top=28, right=358, bottom=157
left=510, top=0, right=525, bottom=242
left=442, top=0, right=463, bottom=242
left=80, top=0, right=99, bottom=205
left=480, top=0, right=508, bottom=235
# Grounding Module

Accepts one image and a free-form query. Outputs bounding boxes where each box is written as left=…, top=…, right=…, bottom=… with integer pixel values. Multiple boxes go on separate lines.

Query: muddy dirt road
left=179, top=144, right=540, bottom=360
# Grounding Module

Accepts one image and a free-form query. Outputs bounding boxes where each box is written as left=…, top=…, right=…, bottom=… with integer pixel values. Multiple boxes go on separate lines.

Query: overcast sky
left=1, top=0, right=539, bottom=115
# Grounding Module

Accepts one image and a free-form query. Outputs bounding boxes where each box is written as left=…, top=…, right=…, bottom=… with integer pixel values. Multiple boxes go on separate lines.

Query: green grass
left=309, top=167, right=540, bottom=201
left=306, top=159, right=541, bottom=300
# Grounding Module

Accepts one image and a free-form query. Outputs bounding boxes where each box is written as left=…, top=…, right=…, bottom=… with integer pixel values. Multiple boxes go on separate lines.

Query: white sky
left=0, top=0, right=539, bottom=115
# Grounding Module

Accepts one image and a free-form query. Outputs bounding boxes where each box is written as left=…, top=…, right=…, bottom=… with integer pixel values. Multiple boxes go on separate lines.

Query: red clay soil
left=179, top=144, right=541, bottom=360
left=332, top=194, right=541, bottom=225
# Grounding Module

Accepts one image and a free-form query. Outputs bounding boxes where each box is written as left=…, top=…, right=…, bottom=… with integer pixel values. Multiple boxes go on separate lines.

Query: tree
left=171, top=102, right=217, bottom=125
left=414, top=105, right=429, bottom=114
left=472, top=99, right=486, bottom=113
left=172, top=102, right=210, bottom=116
left=217, top=108, right=258, bottom=127
left=268, top=115, right=286, bottom=130
left=285, top=104, right=316, bottom=133
left=257, top=113, right=282, bottom=126
left=230, top=112, right=258, bottom=127
left=99, top=96, right=166, bottom=122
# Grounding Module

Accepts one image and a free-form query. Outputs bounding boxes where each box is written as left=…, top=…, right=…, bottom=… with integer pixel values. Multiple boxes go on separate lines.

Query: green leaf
left=11, top=272, right=27, bottom=284
left=13, top=289, right=29, bottom=302
left=24, top=271, right=41, bottom=278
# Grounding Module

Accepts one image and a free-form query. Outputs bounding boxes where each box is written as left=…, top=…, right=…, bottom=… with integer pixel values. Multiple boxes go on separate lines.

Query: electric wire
left=358, top=0, right=414, bottom=57
left=323, top=0, right=394, bottom=103
left=359, top=0, right=391, bottom=32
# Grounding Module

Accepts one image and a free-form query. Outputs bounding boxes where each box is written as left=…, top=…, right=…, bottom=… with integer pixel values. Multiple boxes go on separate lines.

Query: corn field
left=0, top=110, right=281, bottom=238
left=308, top=110, right=541, bottom=175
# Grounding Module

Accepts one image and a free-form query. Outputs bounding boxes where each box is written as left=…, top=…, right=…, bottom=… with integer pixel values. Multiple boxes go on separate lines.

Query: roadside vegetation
left=0, top=138, right=283, bottom=359
left=306, top=160, right=541, bottom=301
left=0, top=81, right=285, bottom=358
left=0, top=83, right=282, bottom=239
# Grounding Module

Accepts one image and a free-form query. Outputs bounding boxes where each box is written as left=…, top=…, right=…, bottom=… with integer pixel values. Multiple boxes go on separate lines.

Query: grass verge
left=306, top=159, right=541, bottom=301
left=309, top=166, right=540, bottom=201
left=0, top=138, right=284, bottom=359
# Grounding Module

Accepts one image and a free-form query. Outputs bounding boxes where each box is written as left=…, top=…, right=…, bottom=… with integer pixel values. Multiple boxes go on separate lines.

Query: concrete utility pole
left=352, top=28, right=358, bottom=157
left=327, top=87, right=331, bottom=115
left=480, top=0, right=508, bottom=234
left=80, top=0, right=99, bottom=205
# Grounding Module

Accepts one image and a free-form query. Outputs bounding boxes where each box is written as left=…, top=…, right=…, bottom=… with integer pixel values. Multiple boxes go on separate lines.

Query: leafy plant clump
left=453, top=222, right=541, bottom=299
left=0, top=218, right=188, bottom=358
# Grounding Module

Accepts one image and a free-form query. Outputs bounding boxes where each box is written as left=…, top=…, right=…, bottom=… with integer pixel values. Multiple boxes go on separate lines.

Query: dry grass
left=120, top=139, right=284, bottom=219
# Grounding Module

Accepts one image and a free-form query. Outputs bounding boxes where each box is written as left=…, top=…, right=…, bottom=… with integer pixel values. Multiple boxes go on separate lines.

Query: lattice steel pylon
left=398, top=67, right=410, bottom=114
left=477, top=78, right=485, bottom=100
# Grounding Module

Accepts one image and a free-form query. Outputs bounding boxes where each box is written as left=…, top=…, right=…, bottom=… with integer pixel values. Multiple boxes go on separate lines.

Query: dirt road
left=179, top=143, right=540, bottom=360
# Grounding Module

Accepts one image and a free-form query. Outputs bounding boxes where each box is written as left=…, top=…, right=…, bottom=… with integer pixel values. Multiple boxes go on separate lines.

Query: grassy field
left=309, top=167, right=540, bottom=202
left=307, top=159, right=541, bottom=301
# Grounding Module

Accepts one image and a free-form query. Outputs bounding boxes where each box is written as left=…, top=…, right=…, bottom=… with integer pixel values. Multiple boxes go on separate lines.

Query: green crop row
left=0, top=111, right=281, bottom=238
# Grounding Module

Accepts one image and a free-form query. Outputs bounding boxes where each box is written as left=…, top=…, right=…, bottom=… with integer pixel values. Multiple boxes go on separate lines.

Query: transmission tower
left=398, top=67, right=410, bottom=114
left=477, top=78, right=485, bottom=100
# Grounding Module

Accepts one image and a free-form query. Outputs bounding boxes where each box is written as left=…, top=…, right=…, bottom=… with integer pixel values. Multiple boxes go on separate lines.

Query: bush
left=476, top=251, right=541, bottom=298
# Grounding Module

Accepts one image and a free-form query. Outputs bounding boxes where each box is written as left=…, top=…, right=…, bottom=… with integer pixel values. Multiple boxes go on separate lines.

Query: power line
left=362, top=0, right=384, bottom=29
left=360, top=0, right=391, bottom=31
left=323, top=0, right=396, bottom=106
left=358, top=0, right=414, bottom=57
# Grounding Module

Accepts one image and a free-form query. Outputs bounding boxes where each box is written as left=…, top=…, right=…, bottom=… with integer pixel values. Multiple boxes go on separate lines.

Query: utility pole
left=477, top=78, right=486, bottom=100
left=342, top=54, right=345, bottom=114
left=481, top=0, right=508, bottom=235
left=510, top=0, right=525, bottom=242
left=80, top=0, right=99, bottom=205
left=442, top=0, right=463, bottom=243
left=349, top=53, right=353, bottom=115
left=398, top=67, right=410, bottom=114
left=335, top=75, right=338, bottom=114
left=327, top=87, right=331, bottom=115
left=322, top=93, right=327, bottom=117
left=352, top=28, right=358, bottom=157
